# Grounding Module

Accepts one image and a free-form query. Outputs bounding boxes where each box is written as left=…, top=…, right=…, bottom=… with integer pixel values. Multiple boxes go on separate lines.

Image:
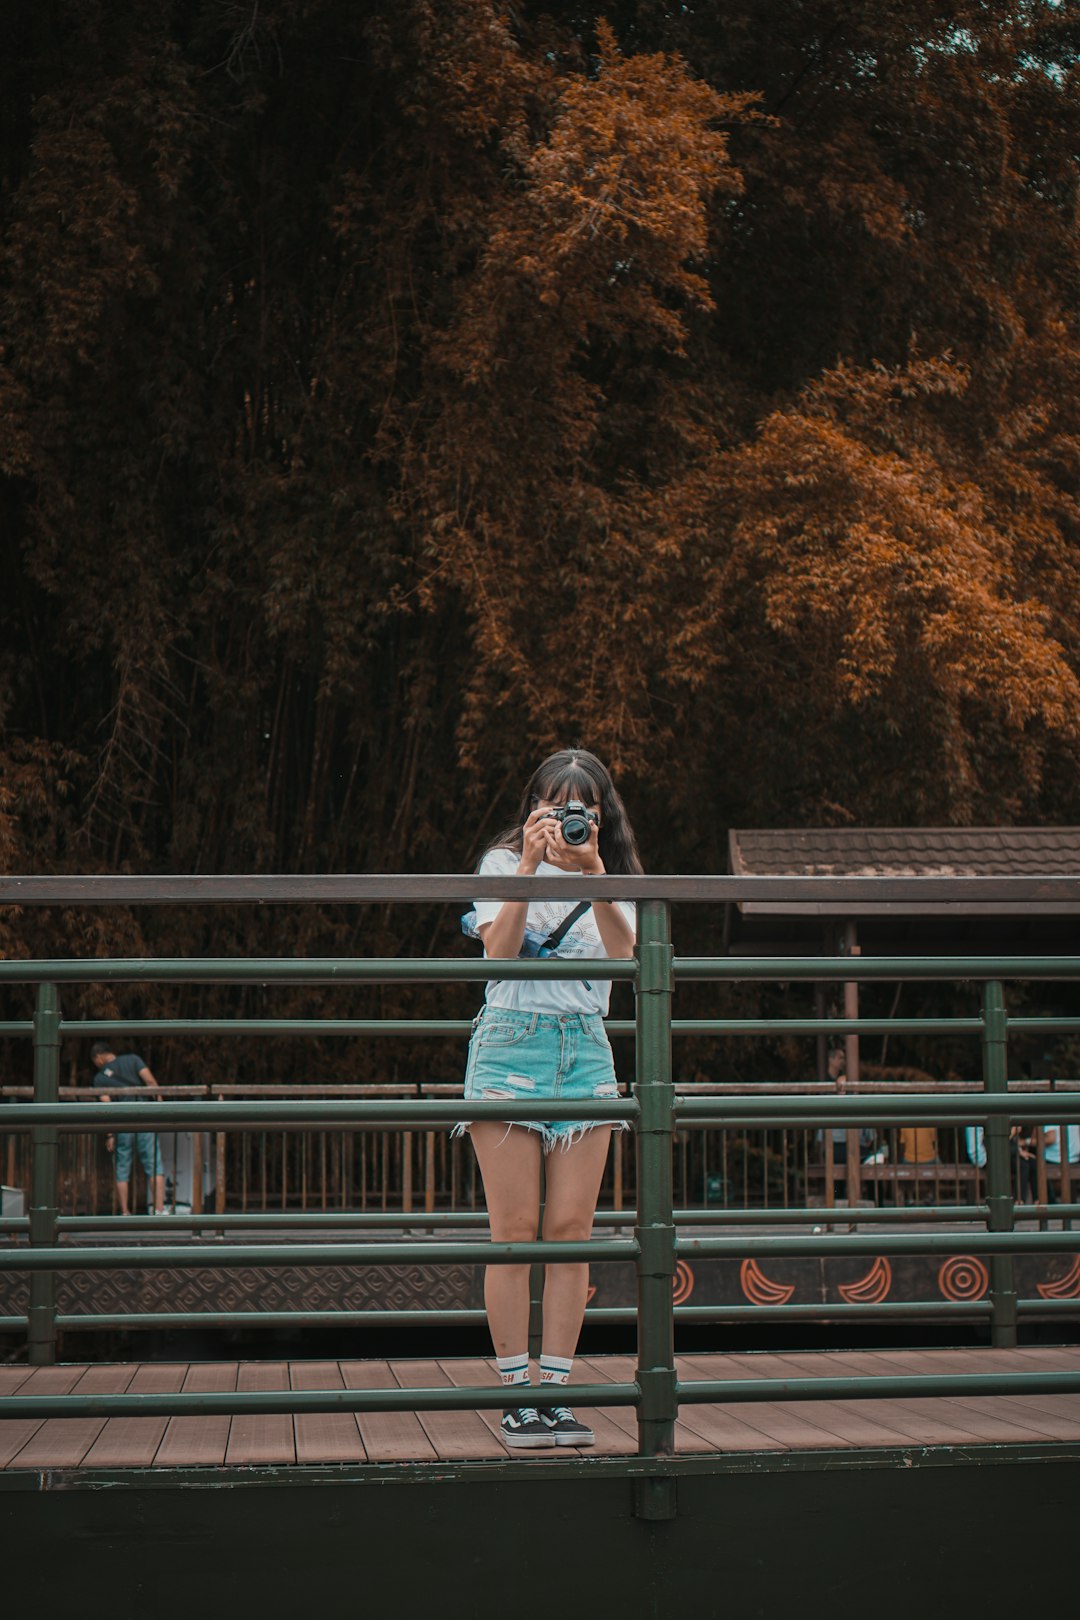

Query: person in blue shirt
left=1042, top=1120, right=1080, bottom=1203
left=90, top=1044, right=166, bottom=1215
left=1042, top=1122, right=1080, bottom=1165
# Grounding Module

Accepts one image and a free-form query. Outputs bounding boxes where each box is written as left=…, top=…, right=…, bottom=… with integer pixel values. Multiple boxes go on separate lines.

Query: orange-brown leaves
left=666, top=356, right=1080, bottom=821
left=417, top=26, right=760, bottom=774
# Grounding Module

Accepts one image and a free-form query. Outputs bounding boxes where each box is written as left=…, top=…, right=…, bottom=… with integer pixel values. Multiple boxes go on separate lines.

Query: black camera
left=548, top=800, right=599, bottom=846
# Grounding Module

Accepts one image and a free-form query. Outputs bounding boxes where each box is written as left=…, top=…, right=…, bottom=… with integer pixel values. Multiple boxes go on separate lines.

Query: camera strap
left=540, top=900, right=592, bottom=953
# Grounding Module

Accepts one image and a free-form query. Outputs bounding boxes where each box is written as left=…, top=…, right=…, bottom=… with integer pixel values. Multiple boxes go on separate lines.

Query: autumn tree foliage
left=1, top=1, right=1079, bottom=1071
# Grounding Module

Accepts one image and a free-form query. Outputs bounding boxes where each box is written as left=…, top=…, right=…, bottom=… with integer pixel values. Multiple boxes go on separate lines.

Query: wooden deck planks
left=81, top=1363, right=187, bottom=1468
left=0, top=1363, right=85, bottom=1467
left=9, top=1364, right=134, bottom=1468
left=339, top=1360, right=436, bottom=1462
left=290, top=1361, right=367, bottom=1463
left=676, top=1352, right=864, bottom=1452
left=679, top=1352, right=917, bottom=1451
left=758, top=1348, right=1044, bottom=1447
left=154, top=1363, right=237, bottom=1467
left=839, top=1347, right=1080, bottom=1443
left=389, top=1359, right=506, bottom=1460
left=590, top=1352, right=787, bottom=1454
left=225, top=1362, right=296, bottom=1465
left=1, top=1347, right=1079, bottom=1469
left=742, top=1350, right=963, bottom=1447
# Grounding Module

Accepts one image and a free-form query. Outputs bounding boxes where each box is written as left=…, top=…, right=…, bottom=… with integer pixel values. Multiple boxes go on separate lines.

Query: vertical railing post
left=982, top=980, right=1017, bottom=1348
left=633, top=899, right=677, bottom=1463
left=29, top=982, right=60, bottom=1366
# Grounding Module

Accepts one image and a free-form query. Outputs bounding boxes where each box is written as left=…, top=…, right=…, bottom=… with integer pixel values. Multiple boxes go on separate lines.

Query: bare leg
left=116, top=1179, right=131, bottom=1216
left=470, top=1123, right=542, bottom=1357
left=152, top=1174, right=166, bottom=1213
left=540, top=1126, right=613, bottom=1359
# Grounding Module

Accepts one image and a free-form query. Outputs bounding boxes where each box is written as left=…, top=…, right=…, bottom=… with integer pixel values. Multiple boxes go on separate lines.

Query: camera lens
left=560, top=811, right=590, bottom=845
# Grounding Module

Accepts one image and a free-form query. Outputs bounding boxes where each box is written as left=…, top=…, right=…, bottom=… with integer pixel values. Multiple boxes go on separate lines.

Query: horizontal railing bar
left=675, top=956, right=1080, bottom=981
left=675, top=1095, right=1080, bottom=1122
left=670, top=1205, right=994, bottom=1225
left=0, top=1220, right=30, bottom=1233
left=49, top=1204, right=996, bottom=1232
left=3, top=955, right=1080, bottom=989
left=1007, top=1018, right=1080, bottom=1033
left=60, top=1019, right=479, bottom=1037
left=663, top=1018, right=986, bottom=1035
left=0, top=1301, right=1012, bottom=1335
left=2, top=1015, right=1074, bottom=1040
left=45, top=1301, right=994, bottom=1332
left=669, top=1301, right=992, bottom=1321
left=0, top=1080, right=1066, bottom=1097
left=0, top=957, right=635, bottom=985
left=54, top=1310, right=496, bottom=1330
left=676, top=1370, right=1080, bottom=1404
left=5, top=1230, right=1076, bottom=1272
left=0, top=1099, right=636, bottom=1129
left=8, top=1371, right=1080, bottom=1419
left=5, top=1097, right=1077, bottom=1131
left=46, top=1017, right=988, bottom=1038
left=0, top=1238, right=638, bottom=1272
left=5, top=873, right=1080, bottom=904
left=5, top=1094, right=1078, bottom=1130
left=8, top=1300, right=1067, bottom=1332
left=0, top=1380, right=640, bottom=1420
left=678, top=1232, right=1080, bottom=1258
left=53, top=1213, right=501, bottom=1231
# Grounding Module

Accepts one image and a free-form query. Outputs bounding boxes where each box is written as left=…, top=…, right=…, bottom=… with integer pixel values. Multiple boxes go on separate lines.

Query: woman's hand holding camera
left=517, top=806, right=602, bottom=874
left=541, top=816, right=603, bottom=875
left=517, top=808, right=554, bottom=875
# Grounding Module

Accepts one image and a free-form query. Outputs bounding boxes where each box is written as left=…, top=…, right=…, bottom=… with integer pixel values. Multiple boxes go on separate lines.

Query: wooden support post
left=843, top=922, right=863, bottom=1213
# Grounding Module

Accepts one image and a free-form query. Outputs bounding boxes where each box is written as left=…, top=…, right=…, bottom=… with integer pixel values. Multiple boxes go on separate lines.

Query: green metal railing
left=2, top=875, right=1080, bottom=1459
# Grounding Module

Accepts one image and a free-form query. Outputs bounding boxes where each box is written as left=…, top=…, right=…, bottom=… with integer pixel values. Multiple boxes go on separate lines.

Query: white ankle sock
left=539, top=1354, right=572, bottom=1385
left=496, top=1353, right=530, bottom=1387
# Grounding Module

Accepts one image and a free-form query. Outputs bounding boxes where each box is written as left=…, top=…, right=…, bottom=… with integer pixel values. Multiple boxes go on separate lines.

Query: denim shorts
left=453, top=1007, right=627, bottom=1154
left=114, top=1132, right=162, bottom=1181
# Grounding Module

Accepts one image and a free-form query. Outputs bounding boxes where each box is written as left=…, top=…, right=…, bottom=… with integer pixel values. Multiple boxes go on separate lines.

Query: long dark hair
left=483, top=748, right=643, bottom=875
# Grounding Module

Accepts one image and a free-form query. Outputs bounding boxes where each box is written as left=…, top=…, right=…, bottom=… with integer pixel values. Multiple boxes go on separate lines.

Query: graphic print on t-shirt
left=527, top=899, right=598, bottom=957
left=471, top=847, right=635, bottom=1015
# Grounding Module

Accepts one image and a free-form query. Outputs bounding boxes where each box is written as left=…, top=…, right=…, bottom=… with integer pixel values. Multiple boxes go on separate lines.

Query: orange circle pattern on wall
left=938, top=1255, right=990, bottom=1300
left=672, top=1260, right=695, bottom=1305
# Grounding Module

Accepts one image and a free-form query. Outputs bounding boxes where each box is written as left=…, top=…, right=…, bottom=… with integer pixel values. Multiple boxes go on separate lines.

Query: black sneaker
left=500, top=1406, right=555, bottom=1449
left=540, top=1405, right=595, bottom=1446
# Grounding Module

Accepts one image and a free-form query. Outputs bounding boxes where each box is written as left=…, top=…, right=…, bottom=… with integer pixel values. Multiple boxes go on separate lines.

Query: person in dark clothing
left=1012, top=1123, right=1038, bottom=1203
left=89, top=1043, right=166, bottom=1215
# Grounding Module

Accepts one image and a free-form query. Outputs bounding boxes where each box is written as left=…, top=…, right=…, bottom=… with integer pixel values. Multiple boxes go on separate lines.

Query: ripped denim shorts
left=452, top=1007, right=628, bottom=1154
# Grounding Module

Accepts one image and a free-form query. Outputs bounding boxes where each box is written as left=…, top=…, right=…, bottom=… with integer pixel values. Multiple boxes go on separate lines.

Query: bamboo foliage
left=0, top=2, right=1078, bottom=1077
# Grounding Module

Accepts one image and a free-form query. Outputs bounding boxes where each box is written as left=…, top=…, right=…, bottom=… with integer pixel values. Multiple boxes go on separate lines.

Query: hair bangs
left=535, top=763, right=600, bottom=807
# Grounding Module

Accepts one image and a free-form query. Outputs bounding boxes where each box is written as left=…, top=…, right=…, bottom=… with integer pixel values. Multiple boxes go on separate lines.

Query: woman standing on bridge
left=455, top=748, right=641, bottom=1450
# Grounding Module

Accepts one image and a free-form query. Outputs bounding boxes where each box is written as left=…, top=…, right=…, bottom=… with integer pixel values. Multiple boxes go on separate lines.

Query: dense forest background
left=1, top=1, right=1079, bottom=1080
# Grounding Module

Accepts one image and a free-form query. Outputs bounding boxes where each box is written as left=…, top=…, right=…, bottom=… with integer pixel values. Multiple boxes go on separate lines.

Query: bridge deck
left=2, top=1344, right=1078, bottom=1469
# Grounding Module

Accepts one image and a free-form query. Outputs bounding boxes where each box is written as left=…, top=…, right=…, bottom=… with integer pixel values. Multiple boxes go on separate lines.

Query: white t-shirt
left=472, top=847, right=636, bottom=1015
